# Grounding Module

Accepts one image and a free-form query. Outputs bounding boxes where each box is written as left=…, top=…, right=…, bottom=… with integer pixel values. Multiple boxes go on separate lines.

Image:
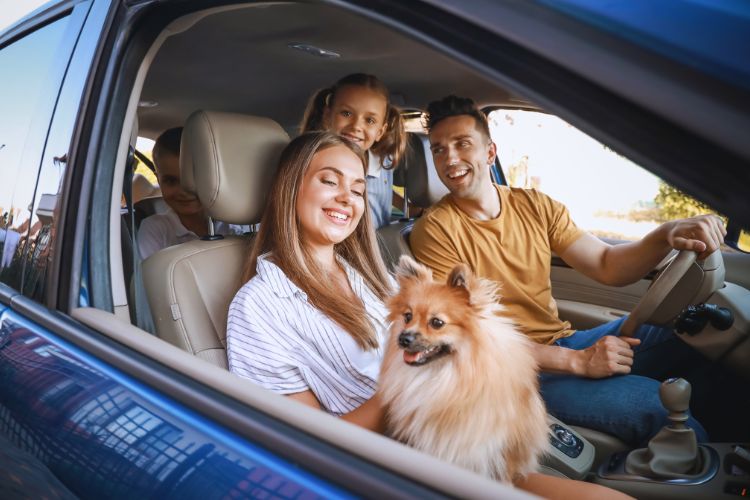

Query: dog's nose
left=398, top=331, right=417, bottom=348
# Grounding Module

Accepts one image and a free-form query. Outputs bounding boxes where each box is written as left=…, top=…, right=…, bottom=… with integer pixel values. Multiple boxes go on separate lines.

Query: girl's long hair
left=241, top=131, right=392, bottom=349
left=300, top=73, right=406, bottom=169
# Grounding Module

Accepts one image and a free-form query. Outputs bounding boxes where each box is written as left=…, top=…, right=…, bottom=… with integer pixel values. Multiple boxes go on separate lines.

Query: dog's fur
left=378, top=256, right=548, bottom=483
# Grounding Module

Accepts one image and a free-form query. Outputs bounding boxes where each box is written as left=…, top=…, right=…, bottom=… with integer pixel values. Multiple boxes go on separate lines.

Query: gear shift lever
left=660, top=377, right=691, bottom=429
left=625, top=378, right=707, bottom=479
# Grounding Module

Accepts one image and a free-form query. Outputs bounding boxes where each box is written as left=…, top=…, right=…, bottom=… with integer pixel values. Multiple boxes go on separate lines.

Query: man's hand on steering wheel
left=664, top=214, right=726, bottom=260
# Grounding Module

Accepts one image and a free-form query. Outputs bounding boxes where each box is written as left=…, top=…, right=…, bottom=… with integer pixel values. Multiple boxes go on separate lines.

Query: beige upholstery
left=143, top=111, right=289, bottom=367
left=404, top=132, right=448, bottom=207
left=181, top=111, right=289, bottom=224
left=570, top=426, right=630, bottom=468
left=378, top=132, right=447, bottom=269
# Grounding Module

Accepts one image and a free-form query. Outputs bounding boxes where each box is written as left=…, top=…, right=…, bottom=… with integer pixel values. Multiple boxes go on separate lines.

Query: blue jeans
left=539, top=316, right=709, bottom=447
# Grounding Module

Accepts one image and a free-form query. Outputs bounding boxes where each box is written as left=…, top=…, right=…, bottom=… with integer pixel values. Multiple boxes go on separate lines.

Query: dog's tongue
left=403, top=350, right=422, bottom=364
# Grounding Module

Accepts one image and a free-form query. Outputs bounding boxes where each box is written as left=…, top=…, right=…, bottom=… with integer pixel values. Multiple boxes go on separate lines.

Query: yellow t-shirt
left=410, top=185, right=583, bottom=345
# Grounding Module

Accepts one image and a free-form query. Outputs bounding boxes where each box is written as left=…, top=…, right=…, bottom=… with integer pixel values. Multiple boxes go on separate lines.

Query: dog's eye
left=403, top=312, right=412, bottom=323
left=429, top=317, right=445, bottom=329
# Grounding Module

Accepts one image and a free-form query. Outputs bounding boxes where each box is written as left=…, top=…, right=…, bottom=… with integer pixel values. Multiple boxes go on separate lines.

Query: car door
left=485, top=106, right=750, bottom=332
left=0, top=1, right=396, bottom=498
left=1, top=1, right=523, bottom=499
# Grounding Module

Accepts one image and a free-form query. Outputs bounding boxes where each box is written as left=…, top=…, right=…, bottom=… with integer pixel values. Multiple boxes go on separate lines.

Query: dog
left=378, top=256, right=548, bottom=483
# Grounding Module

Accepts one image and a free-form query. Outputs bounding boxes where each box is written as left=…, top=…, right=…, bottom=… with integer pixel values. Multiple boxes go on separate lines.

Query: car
left=1, top=0, right=749, bottom=498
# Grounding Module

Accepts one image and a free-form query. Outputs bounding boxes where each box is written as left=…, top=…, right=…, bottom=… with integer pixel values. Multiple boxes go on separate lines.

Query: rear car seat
left=142, top=111, right=289, bottom=368
left=377, top=132, right=448, bottom=269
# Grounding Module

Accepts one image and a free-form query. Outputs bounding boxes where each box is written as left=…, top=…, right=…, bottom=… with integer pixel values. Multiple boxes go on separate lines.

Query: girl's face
left=296, top=145, right=366, bottom=253
left=325, top=85, right=388, bottom=153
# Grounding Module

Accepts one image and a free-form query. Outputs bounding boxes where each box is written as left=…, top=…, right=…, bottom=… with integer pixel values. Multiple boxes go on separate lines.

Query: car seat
left=377, top=132, right=448, bottom=270
left=142, top=110, right=289, bottom=368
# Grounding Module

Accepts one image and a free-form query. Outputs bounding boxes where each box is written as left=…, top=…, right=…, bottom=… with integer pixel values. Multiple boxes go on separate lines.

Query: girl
left=225, top=131, right=630, bottom=499
left=300, top=73, right=406, bottom=229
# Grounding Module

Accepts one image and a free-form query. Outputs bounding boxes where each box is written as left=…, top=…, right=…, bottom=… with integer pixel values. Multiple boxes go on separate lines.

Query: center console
left=542, top=378, right=750, bottom=498
left=595, top=443, right=750, bottom=499
left=540, top=415, right=594, bottom=480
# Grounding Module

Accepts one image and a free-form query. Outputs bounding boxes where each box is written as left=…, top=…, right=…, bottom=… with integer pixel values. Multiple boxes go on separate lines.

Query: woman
left=226, top=131, right=629, bottom=499
left=227, top=130, right=389, bottom=428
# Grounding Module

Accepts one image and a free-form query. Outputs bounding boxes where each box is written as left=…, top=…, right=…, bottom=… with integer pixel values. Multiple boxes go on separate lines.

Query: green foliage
left=653, top=181, right=723, bottom=223
left=654, top=181, right=750, bottom=253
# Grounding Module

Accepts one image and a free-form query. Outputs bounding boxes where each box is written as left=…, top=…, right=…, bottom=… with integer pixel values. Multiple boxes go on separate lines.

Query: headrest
left=403, top=133, right=449, bottom=208
left=180, top=111, right=290, bottom=225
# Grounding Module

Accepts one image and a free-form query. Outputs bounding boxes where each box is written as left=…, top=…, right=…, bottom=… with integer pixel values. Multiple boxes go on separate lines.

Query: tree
left=653, top=181, right=721, bottom=223
left=654, top=181, right=750, bottom=251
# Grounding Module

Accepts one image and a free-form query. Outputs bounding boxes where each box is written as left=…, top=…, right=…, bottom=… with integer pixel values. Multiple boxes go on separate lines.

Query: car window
left=0, top=15, right=73, bottom=294
left=487, top=109, right=749, bottom=251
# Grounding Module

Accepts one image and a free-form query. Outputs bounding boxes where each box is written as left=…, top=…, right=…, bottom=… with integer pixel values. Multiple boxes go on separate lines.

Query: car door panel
left=68, top=307, right=523, bottom=499
left=724, top=252, right=750, bottom=291
left=551, top=250, right=750, bottom=376
left=0, top=303, right=355, bottom=499
left=551, top=265, right=646, bottom=330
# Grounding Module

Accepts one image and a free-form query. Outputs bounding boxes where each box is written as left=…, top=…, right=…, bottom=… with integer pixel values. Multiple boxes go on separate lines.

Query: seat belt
left=124, top=147, right=156, bottom=334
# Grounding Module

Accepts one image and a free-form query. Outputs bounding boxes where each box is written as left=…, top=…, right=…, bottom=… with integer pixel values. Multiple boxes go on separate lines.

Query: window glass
left=487, top=109, right=739, bottom=245
left=0, top=16, right=72, bottom=292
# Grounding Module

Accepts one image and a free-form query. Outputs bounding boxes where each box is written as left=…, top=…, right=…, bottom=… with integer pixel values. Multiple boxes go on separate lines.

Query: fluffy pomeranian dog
left=378, top=256, right=548, bottom=483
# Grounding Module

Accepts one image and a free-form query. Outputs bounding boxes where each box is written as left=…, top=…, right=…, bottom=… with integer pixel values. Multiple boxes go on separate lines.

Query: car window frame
left=483, top=104, right=750, bottom=251
left=0, top=2, right=92, bottom=301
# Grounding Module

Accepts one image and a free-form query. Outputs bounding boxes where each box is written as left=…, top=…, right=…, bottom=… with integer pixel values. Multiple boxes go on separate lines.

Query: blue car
left=2, top=1, right=749, bottom=498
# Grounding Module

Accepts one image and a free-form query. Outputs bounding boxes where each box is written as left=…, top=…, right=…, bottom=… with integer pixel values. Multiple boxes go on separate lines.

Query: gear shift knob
left=660, top=378, right=691, bottom=428
left=625, top=377, right=706, bottom=478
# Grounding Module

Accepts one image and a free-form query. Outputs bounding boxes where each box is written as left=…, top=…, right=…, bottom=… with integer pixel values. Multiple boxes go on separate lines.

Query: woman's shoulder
left=232, top=255, right=304, bottom=308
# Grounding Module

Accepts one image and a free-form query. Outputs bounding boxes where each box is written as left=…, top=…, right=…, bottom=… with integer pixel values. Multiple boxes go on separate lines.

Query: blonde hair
left=242, top=131, right=393, bottom=349
left=300, top=73, right=406, bottom=168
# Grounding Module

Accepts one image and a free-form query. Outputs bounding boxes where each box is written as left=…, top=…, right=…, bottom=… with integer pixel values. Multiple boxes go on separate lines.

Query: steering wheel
left=619, top=249, right=724, bottom=337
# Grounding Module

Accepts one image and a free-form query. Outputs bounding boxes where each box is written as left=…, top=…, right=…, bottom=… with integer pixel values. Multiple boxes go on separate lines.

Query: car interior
left=66, top=1, right=750, bottom=497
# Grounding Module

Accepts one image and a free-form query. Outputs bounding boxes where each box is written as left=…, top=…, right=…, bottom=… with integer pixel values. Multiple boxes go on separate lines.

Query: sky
left=0, top=0, right=50, bottom=32
left=489, top=110, right=662, bottom=240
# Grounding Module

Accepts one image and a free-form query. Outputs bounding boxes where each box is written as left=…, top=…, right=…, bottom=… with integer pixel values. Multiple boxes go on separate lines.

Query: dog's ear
left=448, top=264, right=500, bottom=310
left=447, top=263, right=471, bottom=290
left=395, top=255, right=432, bottom=282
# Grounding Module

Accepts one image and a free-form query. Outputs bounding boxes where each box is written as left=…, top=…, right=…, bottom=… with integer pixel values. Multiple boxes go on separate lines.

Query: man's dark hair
left=152, top=127, right=183, bottom=170
left=425, top=95, right=490, bottom=140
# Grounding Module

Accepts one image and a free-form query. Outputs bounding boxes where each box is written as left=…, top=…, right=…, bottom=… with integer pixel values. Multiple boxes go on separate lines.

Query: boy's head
left=152, top=127, right=203, bottom=216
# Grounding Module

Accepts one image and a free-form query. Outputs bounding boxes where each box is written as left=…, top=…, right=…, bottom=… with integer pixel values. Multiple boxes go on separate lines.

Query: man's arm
left=559, top=214, right=726, bottom=287
left=530, top=336, right=641, bottom=378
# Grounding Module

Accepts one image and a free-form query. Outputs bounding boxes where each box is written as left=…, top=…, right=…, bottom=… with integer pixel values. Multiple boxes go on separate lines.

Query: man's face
left=155, top=151, right=203, bottom=216
left=429, top=115, right=496, bottom=201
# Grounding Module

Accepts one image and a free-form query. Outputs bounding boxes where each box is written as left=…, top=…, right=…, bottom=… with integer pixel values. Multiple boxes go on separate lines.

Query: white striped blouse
left=226, top=253, right=389, bottom=416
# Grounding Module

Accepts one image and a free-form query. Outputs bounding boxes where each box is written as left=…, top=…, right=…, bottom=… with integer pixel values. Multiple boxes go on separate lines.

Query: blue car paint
left=0, top=309, right=353, bottom=499
left=539, top=0, right=750, bottom=89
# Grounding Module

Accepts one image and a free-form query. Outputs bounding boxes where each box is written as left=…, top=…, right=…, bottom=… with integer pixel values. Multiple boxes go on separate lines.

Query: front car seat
left=377, top=132, right=448, bottom=269
left=142, top=111, right=289, bottom=368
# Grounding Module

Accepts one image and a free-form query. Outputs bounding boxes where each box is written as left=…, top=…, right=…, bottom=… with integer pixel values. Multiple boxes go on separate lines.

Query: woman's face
left=325, top=85, right=387, bottom=153
left=296, top=145, right=366, bottom=252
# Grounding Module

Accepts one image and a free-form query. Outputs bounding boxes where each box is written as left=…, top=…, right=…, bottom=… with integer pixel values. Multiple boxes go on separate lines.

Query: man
left=138, top=127, right=244, bottom=259
left=410, top=95, right=726, bottom=446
